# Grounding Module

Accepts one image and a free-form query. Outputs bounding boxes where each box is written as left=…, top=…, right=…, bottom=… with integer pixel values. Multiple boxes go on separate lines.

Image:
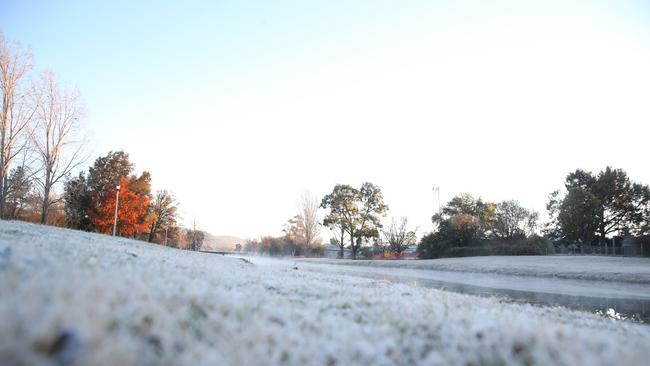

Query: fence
left=555, top=244, right=632, bottom=256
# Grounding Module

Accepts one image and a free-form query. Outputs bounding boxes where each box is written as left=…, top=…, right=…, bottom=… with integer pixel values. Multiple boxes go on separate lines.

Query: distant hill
left=202, top=233, right=246, bottom=251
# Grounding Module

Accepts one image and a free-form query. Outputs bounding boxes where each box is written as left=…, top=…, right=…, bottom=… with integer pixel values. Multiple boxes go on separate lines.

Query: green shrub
left=443, top=246, right=490, bottom=257
left=525, top=235, right=555, bottom=255
left=418, top=234, right=558, bottom=259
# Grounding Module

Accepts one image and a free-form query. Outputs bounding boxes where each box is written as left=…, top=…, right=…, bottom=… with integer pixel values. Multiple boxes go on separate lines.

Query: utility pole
left=432, top=186, right=441, bottom=214
left=432, top=186, right=441, bottom=230
left=112, top=185, right=121, bottom=236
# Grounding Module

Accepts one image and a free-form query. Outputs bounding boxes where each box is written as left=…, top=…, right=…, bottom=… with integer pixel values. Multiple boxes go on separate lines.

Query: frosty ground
left=2, top=221, right=650, bottom=366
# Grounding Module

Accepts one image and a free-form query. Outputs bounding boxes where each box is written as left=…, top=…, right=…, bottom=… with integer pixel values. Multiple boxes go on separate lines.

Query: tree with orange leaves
left=88, top=177, right=151, bottom=236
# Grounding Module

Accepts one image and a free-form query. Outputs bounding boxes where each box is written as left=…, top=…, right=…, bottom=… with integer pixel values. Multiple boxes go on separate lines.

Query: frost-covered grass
left=1, top=221, right=650, bottom=366
left=300, top=255, right=650, bottom=284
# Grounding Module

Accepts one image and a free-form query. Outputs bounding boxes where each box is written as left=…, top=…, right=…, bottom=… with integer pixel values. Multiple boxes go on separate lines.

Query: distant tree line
left=417, top=194, right=550, bottom=259
left=244, top=192, right=324, bottom=257
left=418, top=166, right=650, bottom=259
left=244, top=236, right=325, bottom=257
left=248, top=183, right=422, bottom=260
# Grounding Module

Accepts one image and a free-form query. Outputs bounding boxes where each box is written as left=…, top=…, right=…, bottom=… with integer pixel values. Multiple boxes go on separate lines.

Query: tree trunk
left=40, top=187, right=50, bottom=224
left=0, top=141, right=5, bottom=219
left=40, top=169, right=51, bottom=224
left=338, top=227, right=346, bottom=259
left=599, top=222, right=607, bottom=255
left=0, top=177, right=5, bottom=219
left=148, top=221, right=158, bottom=242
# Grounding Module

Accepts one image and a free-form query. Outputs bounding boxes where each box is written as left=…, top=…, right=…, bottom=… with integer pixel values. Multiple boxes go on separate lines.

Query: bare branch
left=31, top=71, right=86, bottom=224
left=299, top=190, right=322, bottom=250
left=0, top=32, right=35, bottom=217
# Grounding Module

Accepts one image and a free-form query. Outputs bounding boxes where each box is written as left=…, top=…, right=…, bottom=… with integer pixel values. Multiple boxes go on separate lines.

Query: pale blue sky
left=2, top=0, right=649, bottom=238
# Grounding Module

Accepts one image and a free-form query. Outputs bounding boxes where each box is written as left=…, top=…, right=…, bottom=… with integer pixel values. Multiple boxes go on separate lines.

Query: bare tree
left=186, top=217, right=205, bottom=251
left=382, top=217, right=417, bottom=255
left=0, top=33, right=37, bottom=218
left=32, top=71, right=85, bottom=224
left=490, top=200, right=538, bottom=239
left=299, top=191, right=321, bottom=250
left=148, top=190, right=178, bottom=243
left=283, top=214, right=305, bottom=244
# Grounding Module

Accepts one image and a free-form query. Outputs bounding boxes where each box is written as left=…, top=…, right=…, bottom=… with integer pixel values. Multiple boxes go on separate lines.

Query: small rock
left=34, top=331, right=83, bottom=366
left=269, top=316, right=286, bottom=326
left=173, top=342, right=185, bottom=354
left=0, top=243, right=11, bottom=267
left=0, top=243, right=11, bottom=258
left=148, top=335, right=163, bottom=355
left=512, top=342, right=526, bottom=355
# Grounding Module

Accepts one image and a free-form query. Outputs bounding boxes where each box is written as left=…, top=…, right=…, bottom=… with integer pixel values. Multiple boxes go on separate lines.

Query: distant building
left=324, top=243, right=352, bottom=259
left=403, top=245, right=417, bottom=254
left=400, top=245, right=418, bottom=259
left=622, top=235, right=650, bottom=257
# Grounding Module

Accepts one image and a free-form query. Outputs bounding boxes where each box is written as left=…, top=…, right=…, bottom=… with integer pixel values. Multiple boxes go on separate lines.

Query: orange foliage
left=451, top=213, right=480, bottom=229
left=88, top=177, right=151, bottom=236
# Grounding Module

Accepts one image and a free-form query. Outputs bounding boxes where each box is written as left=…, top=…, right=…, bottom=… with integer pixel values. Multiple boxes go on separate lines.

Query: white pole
left=432, top=186, right=441, bottom=231
left=112, top=185, right=121, bottom=236
left=433, top=186, right=441, bottom=214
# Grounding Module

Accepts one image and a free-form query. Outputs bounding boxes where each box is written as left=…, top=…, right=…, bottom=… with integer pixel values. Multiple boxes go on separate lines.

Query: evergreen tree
left=63, top=171, right=93, bottom=230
